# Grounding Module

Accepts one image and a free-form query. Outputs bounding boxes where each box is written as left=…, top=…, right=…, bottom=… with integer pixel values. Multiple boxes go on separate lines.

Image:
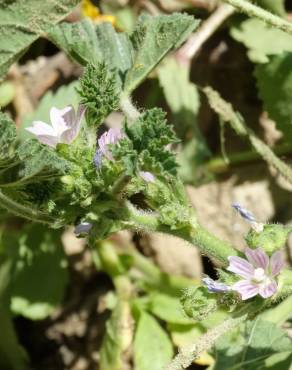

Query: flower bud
left=181, top=286, right=218, bottom=321
left=245, top=224, right=290, bottom=255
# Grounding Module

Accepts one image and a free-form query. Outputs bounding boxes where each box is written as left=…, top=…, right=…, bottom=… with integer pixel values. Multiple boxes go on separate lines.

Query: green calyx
left=245, top=224, right=291, bottom=254
left=180, top=286, right=218, bottom=321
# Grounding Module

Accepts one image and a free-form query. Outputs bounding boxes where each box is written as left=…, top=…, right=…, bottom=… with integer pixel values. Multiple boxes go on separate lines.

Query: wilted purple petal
left=227, top=256, right=254, bottom=279
left=74, top=222, right=93, bottom=235
left=245, top=247, right=269, bottom=270
left=202, top=277, right=230, bottom=293
left=139, top=171, right=155, bottom=183
left=97, top=128, right=123, bottom=160
left=258, top=280, right=278, bottom=298
left=270, top=251, right=284, bottom=276
left=232, top=280, right=259, bottom=300
left=232, top=203, right=257, bottom=223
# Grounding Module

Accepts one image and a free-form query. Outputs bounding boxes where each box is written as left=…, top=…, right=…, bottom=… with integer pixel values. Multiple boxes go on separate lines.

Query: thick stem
left=165, top=314, right=247, bottom=370
left=224, top=0, right=292, bottom=35
left=125, top=202, right=238, bottom=265
left=119, top=95, right=141, bottom=121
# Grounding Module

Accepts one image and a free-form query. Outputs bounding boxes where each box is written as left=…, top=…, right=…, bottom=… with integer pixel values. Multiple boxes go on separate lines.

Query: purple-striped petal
left=227, top=256, right=254, bottom=279
left=270, top=251, right=284, bottom=276
left=258, top=280, right=278, bottom=298
left=244, top=247, right=269, bottom=270
left=232, top=280, right=259, bottom=300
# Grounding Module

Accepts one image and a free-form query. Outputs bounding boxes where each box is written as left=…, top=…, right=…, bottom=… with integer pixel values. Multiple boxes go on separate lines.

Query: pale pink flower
left=97, top=128, right=123, bottom=161
left=227, top=248, right=284, bottom=300
left=26, top=105, right=85, bottom=148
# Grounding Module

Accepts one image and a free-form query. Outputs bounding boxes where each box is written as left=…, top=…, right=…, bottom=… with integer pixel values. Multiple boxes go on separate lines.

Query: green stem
left=224, top=0, right=292, bottom=35
left=0, top=189, right=54, bottom=225
left=165, top=313, right=247, bottom=370
left=125, top=202, right=238, bottom=265
left=206, top=143, right=292, bottom=174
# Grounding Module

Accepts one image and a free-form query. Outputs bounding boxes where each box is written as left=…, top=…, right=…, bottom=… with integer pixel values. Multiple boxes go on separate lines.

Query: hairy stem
left=120, top=95, right=141, bottom=121
left=165, top=314, right=247, bottom=370
left=0, top=189, right=54, bottom=225
left=223, top=0, right=292, bottom=35
left=125, top=202, right=238, bottom=265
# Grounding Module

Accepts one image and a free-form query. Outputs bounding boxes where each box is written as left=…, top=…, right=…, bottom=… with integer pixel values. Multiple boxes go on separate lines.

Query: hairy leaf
left=49, top=14, right=199, bottom=94
left=124, top=13, right=199, bottom=93
left=213, top=319, right=292, bottom=370
left=230, top=19, right=292, bottom=63
left=0, top=0, right=79, bottom=79
left=134, top=312, right=173, bottom=370
left=203, top=86, right=292, bottom=185
left=0, top=112, right=17, bottom=163
left=255, top=53, right=292, bottom=139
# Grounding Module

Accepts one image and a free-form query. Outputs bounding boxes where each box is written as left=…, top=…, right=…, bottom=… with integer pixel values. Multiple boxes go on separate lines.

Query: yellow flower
left=82, top=0, right=116, bottom=26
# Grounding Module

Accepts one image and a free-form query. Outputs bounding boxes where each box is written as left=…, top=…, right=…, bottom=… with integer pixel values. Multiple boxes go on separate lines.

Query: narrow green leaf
left=0, top=255, right=28, bottom=370
left=0, top=0, right=80, bottom=79
left=134, top=312, right=173, bottom=370
left=100, top=300, right=132, bottom=370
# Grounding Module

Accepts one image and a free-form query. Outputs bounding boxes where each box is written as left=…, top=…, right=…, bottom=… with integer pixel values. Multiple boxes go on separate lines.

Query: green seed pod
left=181, top=286, right=218, bottom=321
left=245, top=224, right=290, bottom=255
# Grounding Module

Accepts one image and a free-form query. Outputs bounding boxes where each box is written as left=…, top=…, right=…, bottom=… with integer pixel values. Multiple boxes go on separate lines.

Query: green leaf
left=158, top=57, right=211, bottom=184
left=9, top=224, right=68, bottom=320
left=257, top=0, right=286, bottom=16
left=134, top=312, right=173, bottom=370
left=49, top=19, right=133, bottom=88
left=100, top=299, right=132, bottom=370
left=124, top=13, right=199, bottom=93
left=148, top=293, right=194, bottom=324
left=255, top=53, right=292, bottom=139
left=0, top=112, right=17, bottom=163
left=49, top=14, right=199, bottom=94
left=0, top=82, right=14, bottom=108
left=203, top=86, right=292, bottom=185
left=213, top=318, right=292, bottom=370
left=230, top=19, right=292, bottom=63
left=0, top=0, right=79, bottom=79
left=0, top=255, right=28, bottom=370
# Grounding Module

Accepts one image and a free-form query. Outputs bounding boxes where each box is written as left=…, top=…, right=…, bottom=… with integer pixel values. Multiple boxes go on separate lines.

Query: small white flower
left=26, top=105, right=85, bottom=148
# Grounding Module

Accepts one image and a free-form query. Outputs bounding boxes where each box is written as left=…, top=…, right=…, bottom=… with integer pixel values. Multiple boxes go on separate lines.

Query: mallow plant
left=1, top=3, right=292, bottom=369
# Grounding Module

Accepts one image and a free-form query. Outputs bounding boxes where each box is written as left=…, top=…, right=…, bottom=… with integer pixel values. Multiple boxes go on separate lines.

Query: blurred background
left=1, top=1, right=292, bottom=369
